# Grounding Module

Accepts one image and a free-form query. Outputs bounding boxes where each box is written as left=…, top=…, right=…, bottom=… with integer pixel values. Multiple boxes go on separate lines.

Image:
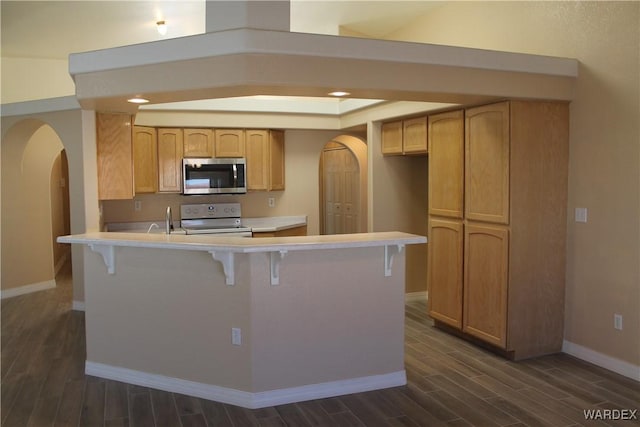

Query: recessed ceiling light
left=328, top=91, right=351, bottom=97
left=127, top=97, right=150, bottom=104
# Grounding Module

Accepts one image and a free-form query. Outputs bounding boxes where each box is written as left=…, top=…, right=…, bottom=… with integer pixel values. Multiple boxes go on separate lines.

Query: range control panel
left=180, top=203, right=242, bottom=220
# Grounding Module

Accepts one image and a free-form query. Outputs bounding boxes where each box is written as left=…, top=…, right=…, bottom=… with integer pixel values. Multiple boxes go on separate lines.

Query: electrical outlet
left=134, top=200, right=142, bottom=212
left=614, top=314, right=623, bottom=330
left=575, top=207, right=588, bottom=223
left=268, top=197, right=275, bottom=208
left=231, top=328, right=242, bottom=345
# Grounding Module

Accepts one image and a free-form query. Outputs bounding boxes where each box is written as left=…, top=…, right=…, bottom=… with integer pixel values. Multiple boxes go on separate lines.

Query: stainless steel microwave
left=182, top=158, right=247, bottom=195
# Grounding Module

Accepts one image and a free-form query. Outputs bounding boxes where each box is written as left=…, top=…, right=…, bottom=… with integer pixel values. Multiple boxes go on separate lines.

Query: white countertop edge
left=58, top=231, right=426, bottom=253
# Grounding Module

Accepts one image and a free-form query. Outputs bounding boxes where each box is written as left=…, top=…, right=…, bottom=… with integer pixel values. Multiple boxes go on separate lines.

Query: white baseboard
left=562, top=340, right=640, bottom=381
left=72, top=300, right=86, bottom=311
left=405, top=291, right=427, bottom=303
left=85, top=361, right=406, bottom=409
left=1, top=280, right=56, bottom=299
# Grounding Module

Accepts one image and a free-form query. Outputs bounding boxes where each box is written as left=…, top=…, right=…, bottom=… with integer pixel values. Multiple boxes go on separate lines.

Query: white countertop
left=58, top=231, right=426, bottom=253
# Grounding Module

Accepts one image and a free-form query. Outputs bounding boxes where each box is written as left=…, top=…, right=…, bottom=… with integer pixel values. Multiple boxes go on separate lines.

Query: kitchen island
left=58, top=231, right=426, bottom=409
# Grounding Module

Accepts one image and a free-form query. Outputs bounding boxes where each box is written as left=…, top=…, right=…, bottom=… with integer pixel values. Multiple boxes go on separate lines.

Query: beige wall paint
left=387, top=1, right=640, bottom=367
left=2, top=110, right=88, bottom=302
left=1, top=57, right=75, bottom=104
left=82, top=244, right=405, bottom=394
left=1, top=124, right=63, bottom=288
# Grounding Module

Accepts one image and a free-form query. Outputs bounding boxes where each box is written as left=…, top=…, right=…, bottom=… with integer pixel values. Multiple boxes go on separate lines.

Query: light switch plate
left=575, top=207, right=588, bottom=223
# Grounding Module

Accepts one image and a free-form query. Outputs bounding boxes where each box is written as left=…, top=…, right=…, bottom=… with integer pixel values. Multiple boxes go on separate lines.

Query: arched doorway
left=319, top=135, right=368, bottom=235
left=1, top=120, right=70, bottom=297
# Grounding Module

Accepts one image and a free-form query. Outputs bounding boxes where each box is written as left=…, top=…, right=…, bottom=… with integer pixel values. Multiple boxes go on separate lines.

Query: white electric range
left=180, top=203, right=252, bottom=237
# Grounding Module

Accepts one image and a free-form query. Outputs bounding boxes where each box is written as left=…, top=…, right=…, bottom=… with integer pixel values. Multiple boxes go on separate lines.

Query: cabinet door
left=96, top=113, right=134, bottom=200
left=428, top=110, right=464, bottom=218
left=463, top=223, right=509, bottom=348
left=403, top=116, right=427, bottom=154
left=183, top=129, right=213, bottom=157
left=157, top=128, right=184, bottom=193
left=269, top=130, right=285, bottom=191
left=246, top=130, right=269, bottom=190
left=465, top=102, right=510, bottom=224
left=427, top=218, right=464, bottom=328
left=133, top=126, right=158, bottom=194
left=381, top=121, right=403, bottom=155
left=215, top=129, right=245, bottom=157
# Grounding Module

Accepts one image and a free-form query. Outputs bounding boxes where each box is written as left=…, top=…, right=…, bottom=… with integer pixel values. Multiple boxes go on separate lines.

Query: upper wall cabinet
left=403, top=117, right=428, bottom=154
left=157, top=128, right=184, bottom=193
left=183, top=129, right=214, bottom=158
left=215, top=129, right=245, bottom=157
left=132, top=126, right=158, bottom=194
left=381, top=117, right=427, bottom=155
left=381, top=121, right=403, bottom=155
left=246, top=130, right=285, bottom=191
left=96, top=113, right=134, bottom=200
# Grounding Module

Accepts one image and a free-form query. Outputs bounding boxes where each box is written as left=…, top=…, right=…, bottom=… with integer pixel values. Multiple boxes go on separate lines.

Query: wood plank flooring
left=2, top=261, right=638, bottom=426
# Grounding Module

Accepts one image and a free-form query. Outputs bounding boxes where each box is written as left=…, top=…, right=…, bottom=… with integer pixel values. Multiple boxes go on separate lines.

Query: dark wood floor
left=2, top=262, right=639, bottom=427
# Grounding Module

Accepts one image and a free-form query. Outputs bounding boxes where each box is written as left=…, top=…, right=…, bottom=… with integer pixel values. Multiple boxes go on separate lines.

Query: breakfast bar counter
left=58, top=232, right=426, bottom=409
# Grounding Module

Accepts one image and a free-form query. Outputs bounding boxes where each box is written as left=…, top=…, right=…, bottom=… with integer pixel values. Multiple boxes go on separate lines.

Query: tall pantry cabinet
left=427, top=101, right=569, bottom=360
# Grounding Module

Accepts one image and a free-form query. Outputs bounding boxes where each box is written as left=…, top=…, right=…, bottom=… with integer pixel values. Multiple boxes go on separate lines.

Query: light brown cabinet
left=245, top=130, right=285, bottom=191
left=427, top=218, right=463, bottom=329
left=183, top=129, right=213, bottom=158
left=381, top=117, right=427, bottom=155
left=463, top=223, right=509, bottom=348
left=96, top=113, right=134, bottom=200
left=428, top=110, right=464, bottom=218
left=252, top=225, right=307, bottom=238
left=465, top=103, right=510, bottom=224
left=215, top=129, right=245, bottom=157
left=427, top=101, right=569, bottom=360
left=157, top=128, right=184, bottom=192
left=381, top=121, right=403, bottom=155
left=132, top=126, right=158, bottom=194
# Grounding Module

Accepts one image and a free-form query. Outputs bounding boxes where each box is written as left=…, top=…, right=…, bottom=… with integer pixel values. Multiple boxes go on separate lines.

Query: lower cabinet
left=462, top=223, right=509, bottom=348
left=427, top=219, right=464, bottom=329
left=252, top=226, right=307, bottom=238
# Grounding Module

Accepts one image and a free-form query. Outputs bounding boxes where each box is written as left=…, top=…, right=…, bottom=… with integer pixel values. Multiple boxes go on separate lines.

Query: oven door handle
left=232, top=164, right=238, bottom=186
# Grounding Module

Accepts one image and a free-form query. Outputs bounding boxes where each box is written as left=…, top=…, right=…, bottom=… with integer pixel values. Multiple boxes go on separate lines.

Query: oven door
left=182, top=158, right=247, bottom=195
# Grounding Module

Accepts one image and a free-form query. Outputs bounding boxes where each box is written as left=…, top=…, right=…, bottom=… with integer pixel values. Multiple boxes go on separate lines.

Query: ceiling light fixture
left=156, top=20, right=167, bottom=35
left=127, top=97, right=150, bottom=104
left=328, top=91, right=351, bottom=97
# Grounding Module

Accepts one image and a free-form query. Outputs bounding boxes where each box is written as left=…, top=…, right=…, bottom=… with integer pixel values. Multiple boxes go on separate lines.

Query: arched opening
left=1, top=120, right=71, bottom=298
left=319, top=135, right=368, bottom=235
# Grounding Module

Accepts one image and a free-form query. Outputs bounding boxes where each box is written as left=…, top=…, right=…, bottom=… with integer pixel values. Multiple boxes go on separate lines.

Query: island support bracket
left=209, top=251, right=235, bottom=285
left=270, top=250, right=288, bottom=285
left=89, top=244, right=115, bottom=275
left=384, top=244, right=405, bottom=277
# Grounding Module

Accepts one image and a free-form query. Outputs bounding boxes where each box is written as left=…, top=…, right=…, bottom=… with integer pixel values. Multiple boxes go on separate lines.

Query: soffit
left=69, top=28, right=578, bottom=114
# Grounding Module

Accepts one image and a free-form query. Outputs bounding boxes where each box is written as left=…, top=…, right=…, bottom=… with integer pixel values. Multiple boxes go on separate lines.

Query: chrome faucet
left=165, top=206, right=174, bottom=234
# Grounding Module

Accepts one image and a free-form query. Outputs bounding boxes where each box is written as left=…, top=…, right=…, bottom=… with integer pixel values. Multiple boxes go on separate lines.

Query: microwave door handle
left=232, top=164, right=238, bottom=186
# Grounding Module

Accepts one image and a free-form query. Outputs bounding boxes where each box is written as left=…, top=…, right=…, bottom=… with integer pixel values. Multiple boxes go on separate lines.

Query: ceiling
left=1, top=1, right=440, bottom=60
